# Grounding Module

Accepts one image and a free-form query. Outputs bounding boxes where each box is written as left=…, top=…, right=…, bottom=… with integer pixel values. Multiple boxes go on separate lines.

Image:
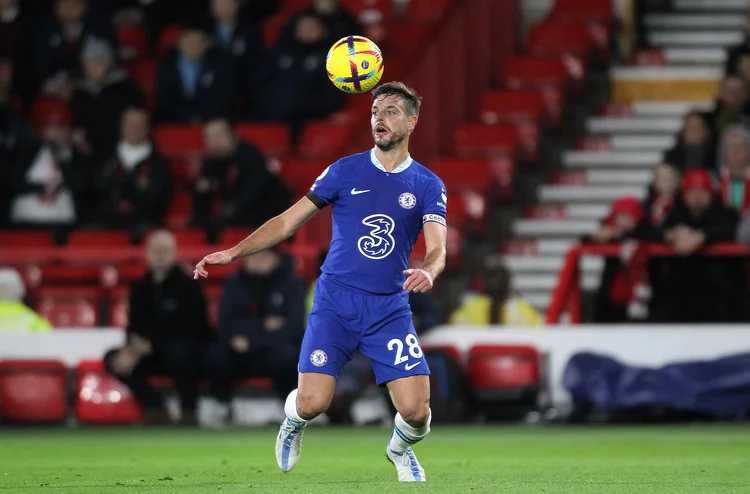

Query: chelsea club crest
left=310, top=349, right=328, bottom=367
left=398, top=192, right=416, bottom=210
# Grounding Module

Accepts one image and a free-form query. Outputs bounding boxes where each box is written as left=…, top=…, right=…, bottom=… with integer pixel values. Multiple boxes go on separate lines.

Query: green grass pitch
left=1, top=426, right=749, bottom=493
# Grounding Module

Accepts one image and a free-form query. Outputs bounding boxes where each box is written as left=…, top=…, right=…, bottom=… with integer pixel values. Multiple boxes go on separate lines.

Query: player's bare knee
left=296, top=390, right=329, bottom=420
left=399, top=399, right=430, bottom=428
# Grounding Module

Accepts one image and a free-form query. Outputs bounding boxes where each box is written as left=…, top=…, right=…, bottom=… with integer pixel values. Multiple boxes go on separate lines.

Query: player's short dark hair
left=372, top=82, right=422, bottom=117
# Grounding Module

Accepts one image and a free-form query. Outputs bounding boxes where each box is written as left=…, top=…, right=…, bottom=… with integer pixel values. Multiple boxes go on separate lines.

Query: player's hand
left=403, top=269, right=434, bottom=293
left=194, top=250, right=234, bottom=279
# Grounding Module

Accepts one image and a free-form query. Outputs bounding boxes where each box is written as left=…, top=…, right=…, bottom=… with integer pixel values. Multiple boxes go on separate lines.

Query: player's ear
left=407, top=115, right=418, bottom=134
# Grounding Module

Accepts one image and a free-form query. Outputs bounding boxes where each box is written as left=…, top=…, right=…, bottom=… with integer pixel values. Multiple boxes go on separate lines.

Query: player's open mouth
left=375, top=125, right=389, bottom=137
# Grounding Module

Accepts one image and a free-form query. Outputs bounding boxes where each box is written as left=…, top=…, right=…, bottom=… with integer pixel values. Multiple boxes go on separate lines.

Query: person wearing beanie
left=0, top=268, right=51, bottom=332
left=652, top=169, right=748, bottom=322
left=69, top=36, right=143, bottom=161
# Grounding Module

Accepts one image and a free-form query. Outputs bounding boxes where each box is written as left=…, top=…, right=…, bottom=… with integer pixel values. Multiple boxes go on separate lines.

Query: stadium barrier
left=3, top=326, right=750, bottom=414
left=545, top=242, right=750, bottom=324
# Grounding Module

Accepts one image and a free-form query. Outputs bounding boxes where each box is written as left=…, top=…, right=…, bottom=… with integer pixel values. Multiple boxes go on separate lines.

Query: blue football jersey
left=306, top=149, right=447, bottom=295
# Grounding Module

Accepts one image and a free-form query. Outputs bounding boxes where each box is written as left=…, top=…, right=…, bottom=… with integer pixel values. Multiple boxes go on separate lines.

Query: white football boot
left=386, top=444, right=427, bottom=482
left=275, top=418, right=306, bottom=472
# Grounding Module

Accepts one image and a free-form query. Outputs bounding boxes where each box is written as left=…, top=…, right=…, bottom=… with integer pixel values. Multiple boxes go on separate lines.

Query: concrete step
left=587, top=117, right=682, bottom=134
left=504, top=255, right=604, bottom=274
left=514, top=273, right=599, bottom=292
left=586, top=169, right=653, bottom=185
left=513, top=219, right=598, bottom=237
left=663, top=47, right=727, bottom=65
left=564, top=150, right=662, bottom=168
left=674, top=0, right=750, bottom=10
left=645, top=13, right=745, bottom=29
left=612, top=66, right=723, bottom=80
left=526, top=292, right=552, bottom=310
left=649, top=30, right=744, bottom=47
left=502, top=239, right=577, bottom=256
left=538, top=185, right=648, bottom=203
left=564, top=204, right=610, bottom=219
left=628, top=101, right=713, bottom=116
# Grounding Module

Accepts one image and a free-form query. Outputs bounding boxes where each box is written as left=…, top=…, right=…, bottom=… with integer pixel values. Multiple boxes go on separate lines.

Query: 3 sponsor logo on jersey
left=398, top=192, right=416, bottom=210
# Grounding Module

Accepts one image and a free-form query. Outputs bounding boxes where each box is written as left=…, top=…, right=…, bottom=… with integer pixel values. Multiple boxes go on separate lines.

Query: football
left=326, top=35, right=384, bottom=94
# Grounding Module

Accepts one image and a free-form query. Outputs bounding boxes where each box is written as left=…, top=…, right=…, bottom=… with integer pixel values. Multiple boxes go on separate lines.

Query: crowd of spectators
left=586, top=9, right=750, bottom=323
left=0, top=0, right=357, bottom=237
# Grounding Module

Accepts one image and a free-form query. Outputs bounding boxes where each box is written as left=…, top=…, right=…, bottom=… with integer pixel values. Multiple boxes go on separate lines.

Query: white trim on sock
left=389, top=410, right=431, bottom=453
left=284, top=389, right=306, bottom=426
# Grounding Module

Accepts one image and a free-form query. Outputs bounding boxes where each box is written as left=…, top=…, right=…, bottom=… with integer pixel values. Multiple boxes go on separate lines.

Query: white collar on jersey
left=370, top=148, right=413, bottom=174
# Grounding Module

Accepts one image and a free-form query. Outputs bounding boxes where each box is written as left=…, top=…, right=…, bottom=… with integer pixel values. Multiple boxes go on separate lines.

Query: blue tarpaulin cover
left=563, top=352, right=750, bottom=421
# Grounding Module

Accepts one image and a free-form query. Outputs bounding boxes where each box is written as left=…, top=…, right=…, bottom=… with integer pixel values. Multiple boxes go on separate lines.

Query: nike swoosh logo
left=404, top=362, right=421, bottom=371
left=351, top=188, right=371, bottom=195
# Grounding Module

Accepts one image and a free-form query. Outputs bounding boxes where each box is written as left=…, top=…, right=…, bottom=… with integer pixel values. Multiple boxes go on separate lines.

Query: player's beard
left=374, top=131, right=406, bottom=152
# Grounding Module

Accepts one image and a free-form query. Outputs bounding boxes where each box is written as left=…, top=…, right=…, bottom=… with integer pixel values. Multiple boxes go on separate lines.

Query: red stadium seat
left=67, top=230, right=132, bottom=247
left=0, top=231, right=55, bottom=247
left=528, top=22, right=592, bottom=59
left=403, top=0, right=453, bottom=23
left=376, top=23, right=432, bottom=58
left=286, top=242, right=322, bottom=282
left=117, top=25, right=149, bottom=61
left=109, top=288, right=130, bottom=328
left=35, top=287, right=101, bottom=328
left=295, top=208, right=332, bottom=250
left=75, top=360, right=143, bottom=424
left=297, top=123, right=353, bottom=160
left=501, top=56, right=568, bottom=90
left=217, top=227, right=253, bottom=247
left=167, top=229, right=208, bottom=247
left=113, top=263, right=147, bottom=286
left=0, top=360, right=68, bottom=423
left=36, top=265, right=104, bottom=287
left=479, top=90, right=546, bottom=125
left=164, top=194, right=192, bottom=230
left=549, top=0, right=613, bottom=24
left=453, top=124, right=518, bottom=157
left=421, top=344, right=463, bottom=366
left=153, top=124, right=204, bottom=157
left=235, top=124, right=292, bottom=157
left=279, top=159, right=329, bottom=198
left=428, top=157, right=493, bottom=191
left=467, top=345, right=541, bottom=420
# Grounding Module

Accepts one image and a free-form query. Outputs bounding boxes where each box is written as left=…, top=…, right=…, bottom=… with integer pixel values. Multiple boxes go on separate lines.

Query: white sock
left=284, top=389, right=307, bottom=428
left=388, top=410, right=431, bottom=453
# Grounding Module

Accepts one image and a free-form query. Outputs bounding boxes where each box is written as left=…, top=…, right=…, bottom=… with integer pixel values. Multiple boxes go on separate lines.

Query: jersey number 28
left=387, top=334, right=423, bottom=365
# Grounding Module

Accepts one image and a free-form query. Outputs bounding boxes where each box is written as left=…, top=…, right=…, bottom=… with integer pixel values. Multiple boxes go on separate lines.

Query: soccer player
left=194, top=82, right=447, bottom=482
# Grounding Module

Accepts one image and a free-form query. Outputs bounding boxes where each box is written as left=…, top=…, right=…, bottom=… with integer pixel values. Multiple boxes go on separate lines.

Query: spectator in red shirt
left=717, top=125, right=750, bottom=214
left=583, top=197, right=649, bottom=323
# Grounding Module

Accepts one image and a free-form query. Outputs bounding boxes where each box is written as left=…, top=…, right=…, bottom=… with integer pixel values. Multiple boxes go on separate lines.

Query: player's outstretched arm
left=193, top=197, right=320, bottom=279
left=403, top=222, right=447, bottom=293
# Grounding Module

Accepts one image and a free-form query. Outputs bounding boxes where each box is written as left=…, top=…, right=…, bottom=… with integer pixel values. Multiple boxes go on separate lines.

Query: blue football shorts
left=298, top=275, right=430, bottom=385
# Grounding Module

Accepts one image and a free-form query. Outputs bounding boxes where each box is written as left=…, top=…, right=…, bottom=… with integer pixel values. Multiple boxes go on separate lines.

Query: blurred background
left=1, top=0, right=750, bottom=429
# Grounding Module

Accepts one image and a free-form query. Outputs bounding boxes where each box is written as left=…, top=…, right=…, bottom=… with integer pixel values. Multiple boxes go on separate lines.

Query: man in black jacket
left=651, top=169, right=748, bottom=323
left=96, top=108, right=170, bottom=232
left=155, top=20, right=234, bottom=123
left=203, top=247, right=305, bottom=425
left=104, top=231, right=213, bottom=425
left=191, top=118, right=290, bottom=236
